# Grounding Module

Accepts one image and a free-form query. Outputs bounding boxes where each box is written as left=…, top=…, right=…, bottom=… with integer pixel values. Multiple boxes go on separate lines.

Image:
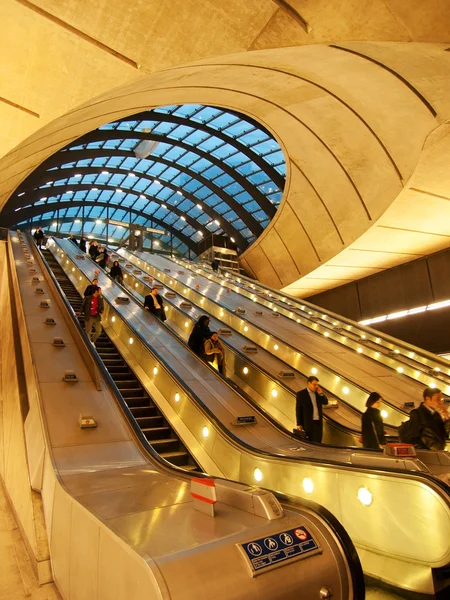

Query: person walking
left=79, top=236, right=87, bottom=252
left=33, top=226, right=45, bottom=249
left=144, top=286, right=167, bottom=322
left=68, top=233, right=78, bottom=246
left=295, top=376, right=328, bottom=443
left=361, top=392, right=386, bottom=450
left=80, top=287, right=104, bottom=344
left=203, top=331, right=225, bottom=374
left=188, top=315, right=211, bottom=356
left=109, top=260, right=123, bottom=284
left=211, top=259, right=219, bottom=273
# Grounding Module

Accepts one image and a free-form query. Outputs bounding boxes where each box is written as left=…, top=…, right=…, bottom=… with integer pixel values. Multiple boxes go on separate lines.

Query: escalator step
left=129, top=406, right=158, bottom=418
left=135, top=416, right=164, bottom=428
left=114, top=380, right=142, bottom=389
left=142, top=426, right=172, bottom=440
left=41, top=247, right=199, bottom=473
left=159, top=450, right=191, bottom=467
left=126, top=397, right=152, bottom=407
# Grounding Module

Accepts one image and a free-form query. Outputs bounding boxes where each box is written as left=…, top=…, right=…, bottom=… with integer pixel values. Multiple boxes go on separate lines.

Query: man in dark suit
left=404, top=387, right=449, bottom=450
left=144, top=286, right=167, bottom=322
left=296, top=376, right=328, bottom=443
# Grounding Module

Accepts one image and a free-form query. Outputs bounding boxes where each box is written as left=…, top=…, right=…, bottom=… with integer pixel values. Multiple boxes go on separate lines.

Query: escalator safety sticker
left=237, top=526, right=321, bottom=577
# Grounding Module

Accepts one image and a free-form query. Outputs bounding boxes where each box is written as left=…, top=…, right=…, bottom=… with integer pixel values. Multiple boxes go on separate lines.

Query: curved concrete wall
left=1, top=42, right=450, bottom=295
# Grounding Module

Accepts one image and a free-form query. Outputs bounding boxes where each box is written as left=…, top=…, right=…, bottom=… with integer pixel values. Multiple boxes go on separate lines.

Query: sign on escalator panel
left=237, top=526, right=321, bottom=577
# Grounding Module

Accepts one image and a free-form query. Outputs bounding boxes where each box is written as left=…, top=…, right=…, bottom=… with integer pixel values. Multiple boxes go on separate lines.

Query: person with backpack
left=399, top=387, right=450, bottom=450
left=33, top=226, right=45, bottom=249
left=361, top=392, right=386, bottom=450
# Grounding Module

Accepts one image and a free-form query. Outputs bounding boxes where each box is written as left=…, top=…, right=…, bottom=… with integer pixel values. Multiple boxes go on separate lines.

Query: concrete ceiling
left=1, top=2, right=450, bottom=297
left=2, top=0, right=450, bottom=159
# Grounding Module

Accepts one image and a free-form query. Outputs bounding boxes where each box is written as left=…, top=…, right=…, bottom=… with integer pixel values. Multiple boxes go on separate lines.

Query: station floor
left=0, top=480, right=424, bottom=600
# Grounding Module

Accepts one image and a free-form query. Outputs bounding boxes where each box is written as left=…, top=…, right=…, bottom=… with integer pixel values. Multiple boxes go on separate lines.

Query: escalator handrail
left=216, top=261, right=450, bottom=371
left=117, top=258, right=373, bottom=449
left=128, top=249, right=408, bottom=418
left=33, top=240, right=200, bottom=473
left=51, top=238, right=450, bottom=498
left=20, top=235, right=366, bottom=594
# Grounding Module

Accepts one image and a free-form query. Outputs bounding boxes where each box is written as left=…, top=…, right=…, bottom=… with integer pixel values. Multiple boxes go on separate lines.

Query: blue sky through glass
left=10, top=104, right=286, bottom=256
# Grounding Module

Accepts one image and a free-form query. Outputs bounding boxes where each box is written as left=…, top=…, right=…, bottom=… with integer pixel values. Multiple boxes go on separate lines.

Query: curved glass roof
left=5, top=104, right=286, bottom=256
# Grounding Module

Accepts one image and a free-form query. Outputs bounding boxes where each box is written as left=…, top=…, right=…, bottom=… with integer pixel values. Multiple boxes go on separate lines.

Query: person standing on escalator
left=188, top=315, right=211, bottom=356
left=295, top=376, right=328, bottom=443
left=33, top=226, right=45, bottom=249
left=88, top=240, right=99, bottom=260
left=83, top=278, right=99, bottom=297
left=203, top=331, right=225, bottom=375
left=81, top=287, right=104, bottom=344
left=361, top=392, right=386, bottom=450
left=109, top=260, right=123, bottom=284
left=144, top=287, right=167, bottom=322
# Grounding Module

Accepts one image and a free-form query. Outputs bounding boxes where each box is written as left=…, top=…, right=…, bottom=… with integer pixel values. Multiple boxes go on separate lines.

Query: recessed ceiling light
left=101, top=171, right=109, bottom=175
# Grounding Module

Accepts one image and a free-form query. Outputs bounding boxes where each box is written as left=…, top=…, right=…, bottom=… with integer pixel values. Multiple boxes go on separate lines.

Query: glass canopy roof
left=5, top=104, right=286, bottom=256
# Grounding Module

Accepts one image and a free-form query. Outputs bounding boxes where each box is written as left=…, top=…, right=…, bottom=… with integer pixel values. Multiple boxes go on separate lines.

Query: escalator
left=41, top=248, right=199, bottom=472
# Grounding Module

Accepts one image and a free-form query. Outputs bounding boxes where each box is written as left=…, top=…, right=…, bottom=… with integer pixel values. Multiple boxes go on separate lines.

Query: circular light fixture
left=343, top=386, right=350, bottom=394
left=397, top=367, right=404, bottom=373
left=357, top=487, right=373, bottom=506
left=311, top=368, right=318, bottom=375
left=129, top=338, right=133, bottom=344
left=381, top=410, right=388, bottom=419
left=153, top=367, right=158, bottom=375
left=254, top=468, right=263, bottom=482
left=111, top=316, right=115, bottom=322
left=174, top=393, right=180, bottom=402
left=271, top=389, right=278, bottom=398
left=202, top=426, right=209, bottom=438
left=274, top=344, right=279, bottom=350
left=302, top=478, right=314, bottom=494
left=243, top=367, right=249, bottom=375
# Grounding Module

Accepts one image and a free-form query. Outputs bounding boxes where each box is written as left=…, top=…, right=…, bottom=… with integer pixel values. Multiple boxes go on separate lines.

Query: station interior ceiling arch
left=1, top=1, right=450, bottom=296
left=0, top=105, right=286, bottom=256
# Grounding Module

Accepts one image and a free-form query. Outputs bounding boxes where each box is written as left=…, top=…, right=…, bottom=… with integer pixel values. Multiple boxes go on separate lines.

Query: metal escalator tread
left=40, top=249, right=201, bottom=473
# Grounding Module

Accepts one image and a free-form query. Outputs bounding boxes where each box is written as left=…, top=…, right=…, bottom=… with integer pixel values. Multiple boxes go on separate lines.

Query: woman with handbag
left=361, top=392, right=386, bottom=450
